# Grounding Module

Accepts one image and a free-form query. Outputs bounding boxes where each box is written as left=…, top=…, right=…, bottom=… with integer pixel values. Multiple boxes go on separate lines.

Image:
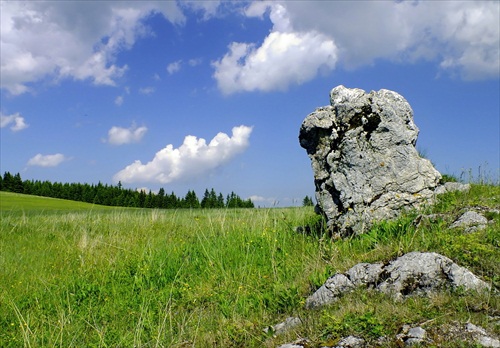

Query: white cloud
left=0, top=1, right=186, bottom=95
left=107, top=123, right=147, bottom=145
left=212, top=4, right=337, bottom=94
left=114, top=125, right=253, bottom=184
left=213, top=1, right=499, bottom=94
left=115, top=95, right=124, bottom=106
left=139, top=86, right=155, bottom=95
left=278, top=1, right=499, bottom=79
left=167, top=60, right=182, bottom=75
left=27, top=153, right=67, bottom=167
left=0, top=112, right=29, bottom=131
left=248, top=195, right=277, bottom=205
left=188, top=58, right=202, bottom=67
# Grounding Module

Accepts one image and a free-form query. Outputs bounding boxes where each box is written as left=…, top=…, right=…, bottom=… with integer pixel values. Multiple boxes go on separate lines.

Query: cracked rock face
left=299, top=85, right=441, bottom=237
left=305, top=252, right=490, bottom=309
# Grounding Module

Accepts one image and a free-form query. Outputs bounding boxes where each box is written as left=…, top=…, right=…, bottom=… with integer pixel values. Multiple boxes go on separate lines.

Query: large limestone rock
left=299, top=85, right=441, bottom=237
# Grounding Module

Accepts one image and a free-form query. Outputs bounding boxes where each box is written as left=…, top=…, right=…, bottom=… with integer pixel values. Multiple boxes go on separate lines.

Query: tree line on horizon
left=0, top=172, right=254, bottom=209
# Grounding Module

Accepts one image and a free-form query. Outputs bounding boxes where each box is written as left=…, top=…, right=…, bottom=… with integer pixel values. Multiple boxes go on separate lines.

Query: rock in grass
left=434, top=182, right=470, bottom=195
left=450, top=211, right=488, bottom=233
left=306, top=252, right=490, bottom=309
left=299, top=86, right=441, bottom=237
left=465, top=323, right=500, bottom=347
left=332, top=335, right=366, bottom=347
left=265, top=317, right=302, bottom=336
left=396, top=325, right=428, bottom=346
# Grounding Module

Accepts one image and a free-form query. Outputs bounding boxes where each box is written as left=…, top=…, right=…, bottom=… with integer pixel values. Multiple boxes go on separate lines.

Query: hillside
left=0, top=191, right=121, bottom=212
left=0, top=184, right=499, bottom=347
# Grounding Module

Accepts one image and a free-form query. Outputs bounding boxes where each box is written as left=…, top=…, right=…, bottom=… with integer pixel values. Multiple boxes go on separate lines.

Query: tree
left=302, top=196, right=314, bottom=207
left=183, top=190, right=200, bottom=209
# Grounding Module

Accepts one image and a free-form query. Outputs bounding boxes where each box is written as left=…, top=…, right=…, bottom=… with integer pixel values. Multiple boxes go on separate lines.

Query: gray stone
left=306, top=252, right=490, bottom=308
left=345, top=262, right=384, bottom=287
left=334, top=335, right=366, bottom=347
left=305, top=274, right=354, bottom=309
left=299, top=85, right=441, bottom=237
left=378, top=252, right=489, bottom=299
left=265, top=317, right=302, bottom=336
left=450, top=211, right=488, bottom=233
left=276, top=338, right=311, bottom=348
left=466, top=323, right=500, bottom=347
left=396, top=325, right=428, bottom=346
left=434, top=182, right=471, bottom=195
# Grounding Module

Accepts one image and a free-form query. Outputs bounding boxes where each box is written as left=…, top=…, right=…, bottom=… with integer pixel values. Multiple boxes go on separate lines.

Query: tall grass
left=1, top=185, right=498, bottom=347
left=1, top=204, right=327, bottom=347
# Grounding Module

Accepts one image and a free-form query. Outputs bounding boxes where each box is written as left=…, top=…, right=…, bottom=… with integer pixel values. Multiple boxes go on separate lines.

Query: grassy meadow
left=1, top=186, right=499, bottom=347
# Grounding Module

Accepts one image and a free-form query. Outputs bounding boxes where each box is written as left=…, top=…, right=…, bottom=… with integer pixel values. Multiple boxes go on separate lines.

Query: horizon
left=1, top=1, right=499, bottom=207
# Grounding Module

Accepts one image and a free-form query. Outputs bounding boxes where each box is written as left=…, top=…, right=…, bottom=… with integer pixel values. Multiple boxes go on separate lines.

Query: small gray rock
left=466, top=323, right=500, bottom=348
left=265, top=317, right=302, bottom=336
left=434, top=182, right=471, bottom=195
left=334, top=335, right=365, bottom=347
left=405, top=326, right=427, bottom=346
left=450, top=211, right=488, bottom=232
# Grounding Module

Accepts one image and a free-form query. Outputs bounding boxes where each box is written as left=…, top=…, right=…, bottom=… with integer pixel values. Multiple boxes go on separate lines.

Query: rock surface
left=450, top=210, right=489, bottom=233
left=396, top=325, right=428, bottom=346
left=331, top=335, right=365, bottom=347
left=299, top=85, right=441, bottom=237
left=434, top=182, right=470, bottom=194
left=265, top=317, right=302, bottom=336
left=305, top=252, right=490, bottom=308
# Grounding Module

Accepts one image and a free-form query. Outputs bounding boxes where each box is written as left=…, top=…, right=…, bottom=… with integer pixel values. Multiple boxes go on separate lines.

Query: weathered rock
left=305, top=273, right=355, bottom=309
left=333, top=335, right=366, bottom=347
left=299, top=85, right=441, bottom=237
left=265, top=317, right=302, bottom=336
left=434, top=182, right=471, bottom=195
left=450, top=211, right=489, bottom=233
left=306, top=252, right=490, bottom=308
left=466, top=323, right=500, bottom=347
left=396, top=325, right=428, bottom=346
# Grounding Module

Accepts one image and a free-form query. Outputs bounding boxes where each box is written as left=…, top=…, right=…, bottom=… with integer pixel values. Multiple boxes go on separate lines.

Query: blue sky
left=1, top=1, right=499, bottom=206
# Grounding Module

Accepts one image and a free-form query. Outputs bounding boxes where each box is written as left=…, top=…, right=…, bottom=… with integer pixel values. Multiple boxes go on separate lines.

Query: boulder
left=305, top=252, right=490, bottom=309
left=299, top=85, right=441, bottom=237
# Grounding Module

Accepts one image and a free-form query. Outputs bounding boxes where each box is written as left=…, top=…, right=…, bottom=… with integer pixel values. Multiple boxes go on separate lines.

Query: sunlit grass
left=0, top=185, right=498, bottom=347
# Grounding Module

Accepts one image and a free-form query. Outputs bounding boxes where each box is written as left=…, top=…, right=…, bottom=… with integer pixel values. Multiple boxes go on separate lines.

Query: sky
left=1, top=1, right=499, bottom=207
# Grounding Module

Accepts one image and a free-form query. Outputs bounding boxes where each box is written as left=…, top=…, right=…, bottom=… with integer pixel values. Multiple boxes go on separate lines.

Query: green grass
left=0, top=186, right=499, bottom=347
left=0, top=191, right=119, bottom=213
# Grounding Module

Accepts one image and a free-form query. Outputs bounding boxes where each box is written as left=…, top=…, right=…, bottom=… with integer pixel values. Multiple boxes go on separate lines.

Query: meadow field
left=1, top=187, right=499, bottom=347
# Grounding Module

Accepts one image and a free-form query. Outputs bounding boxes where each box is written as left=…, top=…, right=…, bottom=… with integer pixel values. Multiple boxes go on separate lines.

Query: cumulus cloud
left=0, top=112, right=29, bottom=131
left=213, top=3, right=337, bottom=94
left=213, top=1, right=499, bottom=94
left=27, top=153, right=67, bottom=167
left=0, top=1, right=185, bottom=95
left=107, top=123, right=147, bottom=145
left=114, top=125, right=253, bottom=184
left=277, top=1, right=499, bottom=79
